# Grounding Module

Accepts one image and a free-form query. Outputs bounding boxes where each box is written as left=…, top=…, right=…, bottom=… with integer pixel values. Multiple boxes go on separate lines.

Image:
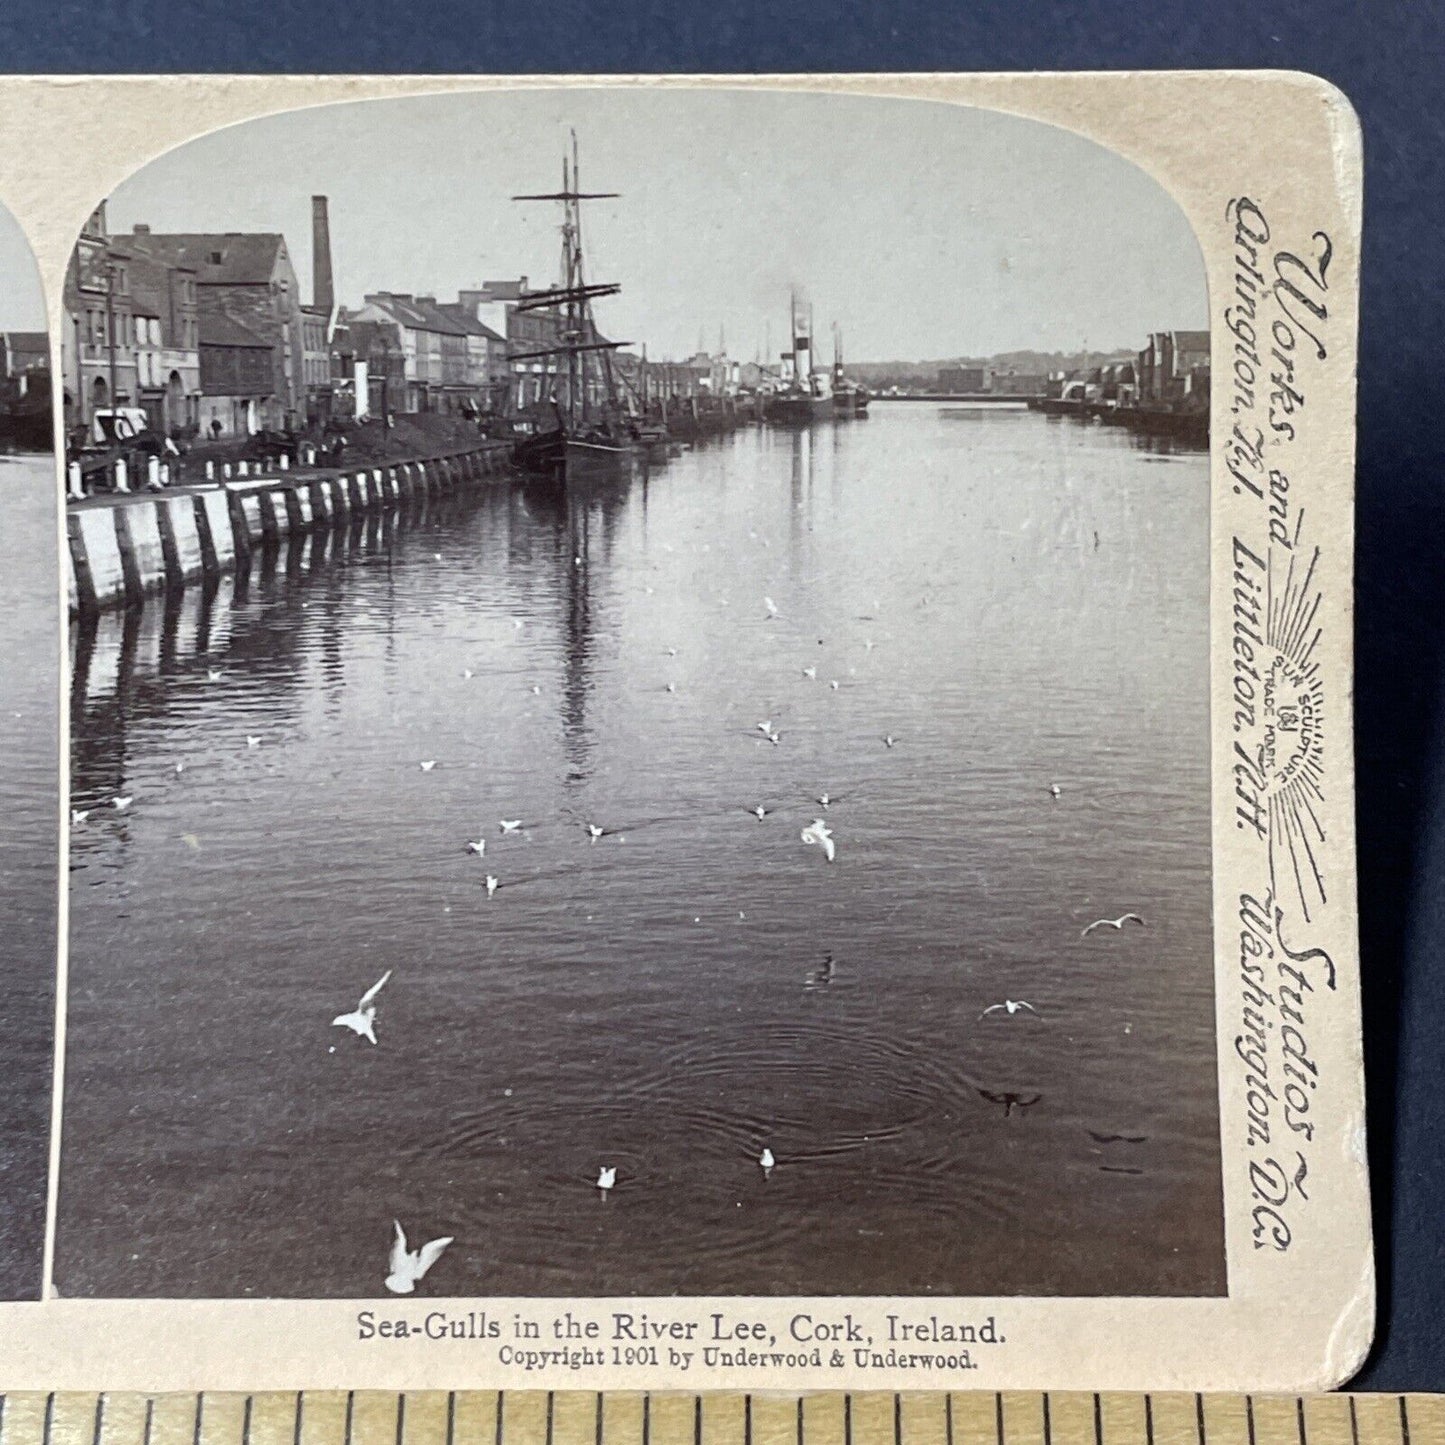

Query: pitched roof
left=3, top=332, right=48, bottom=353
left=1172, top=330, right=1210, bottom=351
left=123, top=231, right=288, bottom=286
left=436, top=302, right=505, bottom=343
left=199, top=312, right=272, bottom=349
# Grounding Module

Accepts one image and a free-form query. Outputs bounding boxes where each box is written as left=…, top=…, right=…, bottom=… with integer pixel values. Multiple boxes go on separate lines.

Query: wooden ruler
left=0, top=1394, right=1439, bottom=1445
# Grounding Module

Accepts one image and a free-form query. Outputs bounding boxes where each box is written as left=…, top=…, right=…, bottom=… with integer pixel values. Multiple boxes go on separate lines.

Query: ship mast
left=511, top=133, right=627, bottom=435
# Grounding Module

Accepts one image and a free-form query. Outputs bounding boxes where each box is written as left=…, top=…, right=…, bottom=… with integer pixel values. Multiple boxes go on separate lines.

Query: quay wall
left=67, top=443, right=514, bottom=615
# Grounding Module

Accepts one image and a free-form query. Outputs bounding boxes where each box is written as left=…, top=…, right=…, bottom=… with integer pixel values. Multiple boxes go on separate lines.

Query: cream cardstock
left=0, top=71, right=1367, bottom=1393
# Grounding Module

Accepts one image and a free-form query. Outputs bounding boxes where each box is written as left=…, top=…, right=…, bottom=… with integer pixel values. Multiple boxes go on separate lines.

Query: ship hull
left=764, top=392, right=833, bottom=426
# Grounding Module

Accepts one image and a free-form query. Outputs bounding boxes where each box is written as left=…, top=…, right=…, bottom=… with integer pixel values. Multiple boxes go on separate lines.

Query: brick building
left=119, top=226, right=305, bottom=428
left=197, top=313, right=276, bottom=437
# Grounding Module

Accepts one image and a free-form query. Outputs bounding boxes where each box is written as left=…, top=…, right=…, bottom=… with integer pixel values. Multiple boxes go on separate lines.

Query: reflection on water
left=0, top=453, right=57, bottom=1299
left=59, top=407, right=1223, bottom=1299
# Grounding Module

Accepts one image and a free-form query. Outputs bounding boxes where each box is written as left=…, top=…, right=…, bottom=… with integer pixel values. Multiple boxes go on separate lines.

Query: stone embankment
left=67, top=443, right=514, bottom=614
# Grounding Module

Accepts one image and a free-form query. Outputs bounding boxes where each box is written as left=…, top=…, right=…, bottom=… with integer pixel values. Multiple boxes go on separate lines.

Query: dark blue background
left=5, top=0, right=1442, bottom=1391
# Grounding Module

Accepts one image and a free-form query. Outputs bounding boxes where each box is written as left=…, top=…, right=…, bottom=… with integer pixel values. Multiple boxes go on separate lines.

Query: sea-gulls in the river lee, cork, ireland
left=207, top=669, right=223, bottom=682
left=765, top=597, right=779, bottom=619
left=751, top=805, right=769, bottom=821
left=587, top=824, right=605, bottom=841
left=332, top=969, right=393, bottom=1045
left=980, top=999, right=1037, bottom=1020
left=801, top=819, right=836, bottom=862
left=112, top=795, right=133, bottom=811
left=597, top=1166, right=616, bottom=1191
left=802, top=666, right=817, bottom=680
left=246, top=736, right=260, bottom=748
left=1049, top=784, right=1062, bottom=798
left=500, top=819, right=522, bottom=834
left=419, top=760, right=436, bottom=772
left=485, top=876, right=500, bottom=897
left=759, top=1147, right=776, bottom=1172
left=466, top=838, right=486, bottom=856
left=385, top=1220, right=453, bottom=1295
left=883, top=735, right=897, bottom=748
left=71, top=809, right=88, bottom=825
left=1081, top=913, right=1145, bottom=938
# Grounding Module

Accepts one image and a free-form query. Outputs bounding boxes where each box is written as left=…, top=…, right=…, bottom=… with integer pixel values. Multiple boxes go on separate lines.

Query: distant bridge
left=871, top=393, right=1038, bottom=403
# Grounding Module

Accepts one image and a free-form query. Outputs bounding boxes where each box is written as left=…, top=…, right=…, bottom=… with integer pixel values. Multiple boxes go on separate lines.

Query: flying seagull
left=883, top=735, right=897, bottom=748
left=246, top=736, right=260, bottom=748
left=419, top=760, right=437, bottom=772
left=332, top=969, right=393, bottom=1045
left=801, top=818, right=836, bottom=863
left=385, top=1220, right=453, bottom=1295
left=71, top=809, right=88, bottom=825
left=112, top=795, right=133, bottom=811
left=1081, top=914, right=1145, bottom=938
left=485, top=875, right=500, bottom=897
left=751, top=805, right=769, bottom=821
left=596, top=1166, right=616, bottom=1191
left=764, top=597, right=779, bottom=618
left=1049, top=784, right=1062, bottom=798
left=980, top=999, right=1037, bottom=1019
left=206, top=669, right=223, bottom=682
left=466, top=838, right=486, bottom=856
left=759, top=1147, right=775, bottom=1171
left=802, top=666, right=817, bottom=680
left=462, top=669, right=474, bottom=679
left=499, top=820, right=522, bottom=833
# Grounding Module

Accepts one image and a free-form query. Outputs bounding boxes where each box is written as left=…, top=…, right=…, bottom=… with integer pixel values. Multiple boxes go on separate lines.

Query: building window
left=209, top=250, right=223, bottom=266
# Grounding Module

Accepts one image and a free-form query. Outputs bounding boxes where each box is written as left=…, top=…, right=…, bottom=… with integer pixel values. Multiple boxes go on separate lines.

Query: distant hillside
left=850, top=349, right=1136, bottom=389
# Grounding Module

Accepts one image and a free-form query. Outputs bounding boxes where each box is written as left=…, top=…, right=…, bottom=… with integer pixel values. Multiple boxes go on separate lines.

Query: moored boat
left=509, top=136, right=643, bottom=485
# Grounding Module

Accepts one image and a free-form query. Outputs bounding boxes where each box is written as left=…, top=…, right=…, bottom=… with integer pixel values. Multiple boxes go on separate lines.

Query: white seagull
left=206, top=669, right=223, bottom=682
left=419, top=760, right=437, bottom=772
left=1049, top=784, right=1062, bottom=798
left=596, top=1166, right=616, bottom=1191
left=764, top=597, right=779, bottom=618
left=71, top=809, right=89, bottom=825
left=332, top=969, right=393, bottom=1045
left=1081, top=913, right=1145, bottom=938
left=246, top=736, right=261, bottom=748
left=385, top=1220, right=453, bottom=1295
left=112, top=795, right=133, bottom=811
left=883, top=735, right=897, bottom=748
left=801, top=818, right=836, bottom=862
left=499, top=819, right=522, bottom=834
left=759, top=1147, right=776, bottom=1171
left=465, top=838, right=486, bottom=856
left=587, top=824, right=605, bottom=841
left=751, top=805, right=769, bottom=820
left=980, top=999, right=1038, bottom=1019
left=485, top=875, right=500, bottom=897
left=462, top=669, right=474, bottom=679
left=802, top=666, right=817, bottom=680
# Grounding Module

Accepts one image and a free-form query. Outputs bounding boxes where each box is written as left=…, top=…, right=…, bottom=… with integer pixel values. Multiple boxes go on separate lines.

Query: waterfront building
left=349, top=292, right=477, bottom=414
left=60, top=203, right=203, bottom=439
left=197, top=312, right=277, bottom=436
left=1137, top=330, right=1210, bottom=407
left=119, top=225, right=306, bottom=428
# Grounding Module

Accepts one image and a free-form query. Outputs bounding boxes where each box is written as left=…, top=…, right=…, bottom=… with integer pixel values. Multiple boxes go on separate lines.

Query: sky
left=105, top=88, right=1206, bottom=364
left=0, top=201, right=46, bottom=332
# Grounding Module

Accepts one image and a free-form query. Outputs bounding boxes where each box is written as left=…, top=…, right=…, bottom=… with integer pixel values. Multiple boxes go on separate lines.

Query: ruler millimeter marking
left=0, top=1395, right=1439, bottom=1445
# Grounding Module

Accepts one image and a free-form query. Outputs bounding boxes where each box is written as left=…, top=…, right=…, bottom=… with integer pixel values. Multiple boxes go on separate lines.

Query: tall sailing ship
left=510, top=135, right=639, bottom=482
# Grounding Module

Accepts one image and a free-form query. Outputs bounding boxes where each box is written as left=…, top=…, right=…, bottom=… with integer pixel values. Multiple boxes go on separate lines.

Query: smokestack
left=311, top=195, right=334, bottom=315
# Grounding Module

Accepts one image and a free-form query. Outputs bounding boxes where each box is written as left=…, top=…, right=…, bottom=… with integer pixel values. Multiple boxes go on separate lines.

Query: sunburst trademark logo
left=1231, top=528, right=1326, bottom=920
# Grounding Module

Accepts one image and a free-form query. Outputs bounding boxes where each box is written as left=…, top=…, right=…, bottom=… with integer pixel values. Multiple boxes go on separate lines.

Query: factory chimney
left=311, top=195, right=334, bottom=316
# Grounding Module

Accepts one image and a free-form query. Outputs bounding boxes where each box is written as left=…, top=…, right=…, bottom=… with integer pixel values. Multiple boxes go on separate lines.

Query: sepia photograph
left=0, top=196, right=56, bottom=1301
left=52, top=87, right=1225, bottom=1304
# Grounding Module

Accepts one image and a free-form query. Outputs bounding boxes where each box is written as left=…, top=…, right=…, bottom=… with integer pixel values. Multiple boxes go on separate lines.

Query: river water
left=58, top=405, right=1224, bottom=1300
left=0, top=451, right=57, bottom=1300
